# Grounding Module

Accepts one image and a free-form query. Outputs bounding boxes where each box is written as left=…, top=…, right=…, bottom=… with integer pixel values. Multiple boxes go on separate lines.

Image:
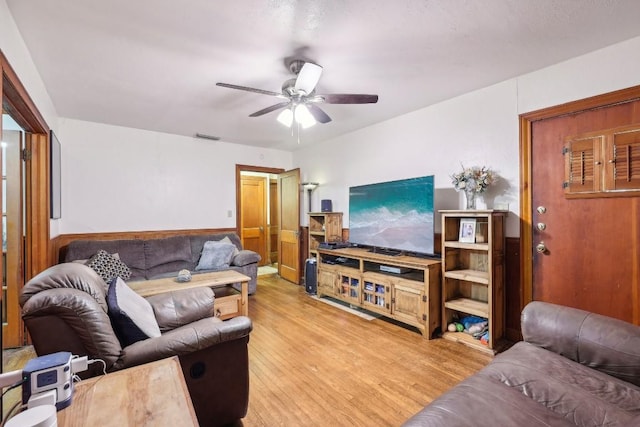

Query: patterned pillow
left=86, top=250, right=131, bottom=283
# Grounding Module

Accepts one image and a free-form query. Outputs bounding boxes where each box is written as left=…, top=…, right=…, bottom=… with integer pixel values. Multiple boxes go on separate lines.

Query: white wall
left=58, top=118, right=293, bottom=233
left=294, top=80, right=519, bottom=234
left=293, top=35, right=640, bottom=237
left=1, top=0, right=61, bottom=235
left=5, top=0, right=640, bottom=237
left=2, top=0, right=293, bottom=236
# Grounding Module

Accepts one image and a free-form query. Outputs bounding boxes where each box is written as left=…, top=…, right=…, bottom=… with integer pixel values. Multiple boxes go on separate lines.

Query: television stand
left=369, top=247, right=402, bottom=256
left=316, top=247, right=441, bottom=338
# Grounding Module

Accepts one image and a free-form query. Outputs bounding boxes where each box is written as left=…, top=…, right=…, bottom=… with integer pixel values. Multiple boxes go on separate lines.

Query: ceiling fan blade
left=320, top=94, right=379, bottom=104
left=294, top=63, right=323, bottom=94
left=307, top=104, right=332, bottom=124
left=249, top=101, right=291, bottom=117
left=216, top=82, right=285, bottom=98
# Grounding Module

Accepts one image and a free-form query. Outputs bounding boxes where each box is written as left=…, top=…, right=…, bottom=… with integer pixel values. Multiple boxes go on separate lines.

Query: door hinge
left=22, top=148, right=32, bottom=161
left=562, top=181, right=569, bottom=189
left=422, top=295, right=427, bottom=302
left=562, top=147, right=570, bottom=155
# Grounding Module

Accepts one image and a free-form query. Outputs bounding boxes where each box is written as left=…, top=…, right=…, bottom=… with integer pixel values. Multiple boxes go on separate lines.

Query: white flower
left=450, top=165, right=496, bottom=194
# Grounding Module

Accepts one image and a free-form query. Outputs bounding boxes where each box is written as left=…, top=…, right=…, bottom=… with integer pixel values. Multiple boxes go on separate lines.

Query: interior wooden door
left=2, top=130, right=24, bottom=347
left=277, top=169, right=300, bottom=284
left=240, top=175, right=268, bottom=266
left=530, top=101, right=640, bottom=324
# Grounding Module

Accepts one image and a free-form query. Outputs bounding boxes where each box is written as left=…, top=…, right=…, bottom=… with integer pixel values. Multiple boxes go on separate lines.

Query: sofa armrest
left=21, top=288, right=123, bottom=368
left=522, top=301, right=640, bottom=387
left=232, top=250, right=261, bottom=267
left=115, top=316, right=252, bottom=370
left=146, top=287, right=215, bottom=332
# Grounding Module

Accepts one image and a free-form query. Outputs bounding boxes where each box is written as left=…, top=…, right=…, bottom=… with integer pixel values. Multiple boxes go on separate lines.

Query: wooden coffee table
left=128, top=270, right=250, bottom=319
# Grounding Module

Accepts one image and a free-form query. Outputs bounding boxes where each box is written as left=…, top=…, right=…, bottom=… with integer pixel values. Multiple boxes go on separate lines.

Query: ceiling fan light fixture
left=294, top=103, right=316, bottom=129
left=277, top=108, right=293, bottom=127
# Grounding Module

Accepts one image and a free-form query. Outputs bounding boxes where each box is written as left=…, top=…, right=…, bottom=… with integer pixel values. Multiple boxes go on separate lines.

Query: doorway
left=1, top=116, right=25, bottom=349
left=236, top=165, right=302, bottom=284
left=236, top=165, right=285, bottom=270
left=1, top=50, right=52, bottom=354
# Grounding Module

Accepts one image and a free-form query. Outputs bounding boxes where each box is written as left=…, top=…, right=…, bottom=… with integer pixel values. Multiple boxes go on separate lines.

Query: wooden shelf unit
left=316, top=247, right=441, bottom=338
left=440, top=210, right=507, bottom=354
left=308, top=212, right=343, bottom=258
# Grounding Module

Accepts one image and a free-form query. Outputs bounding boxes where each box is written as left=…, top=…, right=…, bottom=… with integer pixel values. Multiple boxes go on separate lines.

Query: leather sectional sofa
left=60, top=232, right=261, bottom=294
left=20, top=262, right=252, bottom=426
left=403, top=301, right=640, bottom=426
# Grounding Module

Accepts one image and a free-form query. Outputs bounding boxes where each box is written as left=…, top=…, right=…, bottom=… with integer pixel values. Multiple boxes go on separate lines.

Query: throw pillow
left=107, top=277, right=161, bottom=347
left=195, top=240, right=236, bottom=271
left=71, top=253, right=119, bottom=265
left=220, top=236, right=240, bottom=257
left=86, top=250, right=131, bottom=283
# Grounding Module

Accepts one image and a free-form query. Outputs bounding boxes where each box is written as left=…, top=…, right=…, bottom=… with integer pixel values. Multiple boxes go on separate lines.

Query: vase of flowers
left=451, top=165, right=496, bottom=210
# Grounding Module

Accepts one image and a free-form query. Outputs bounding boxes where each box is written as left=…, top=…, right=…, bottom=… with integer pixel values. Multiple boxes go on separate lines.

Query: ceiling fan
left=216, top=59, right=378, bottom=129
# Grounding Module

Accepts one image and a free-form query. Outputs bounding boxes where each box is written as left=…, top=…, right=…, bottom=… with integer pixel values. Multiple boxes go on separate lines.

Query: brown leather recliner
left=20, top=262, right=252, bottom=426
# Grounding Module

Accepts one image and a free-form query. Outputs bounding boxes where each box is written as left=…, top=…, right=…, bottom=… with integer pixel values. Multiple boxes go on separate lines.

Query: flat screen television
left=349, top=175, right=435, bottom=256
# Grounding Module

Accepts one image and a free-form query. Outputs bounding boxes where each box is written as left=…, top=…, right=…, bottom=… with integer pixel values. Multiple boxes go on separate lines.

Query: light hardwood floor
left=3, top=274, right=493, bottom=426
left=242, top=274, right=492, bottom=426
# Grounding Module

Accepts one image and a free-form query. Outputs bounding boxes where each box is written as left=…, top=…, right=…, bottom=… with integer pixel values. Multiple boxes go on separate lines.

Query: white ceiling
left=7, top=0, right=640, bottom=151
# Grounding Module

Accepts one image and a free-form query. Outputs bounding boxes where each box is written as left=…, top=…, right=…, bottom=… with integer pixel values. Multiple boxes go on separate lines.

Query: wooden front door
left=529, top=100, right=640, bottom=324
left=277, top=169, right=300, bottom=284
left=240, top=175, right=268, bottom=266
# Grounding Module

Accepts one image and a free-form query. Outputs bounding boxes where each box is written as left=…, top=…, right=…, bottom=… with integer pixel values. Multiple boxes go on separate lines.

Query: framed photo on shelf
left=459, top=219, right=476, bottom=243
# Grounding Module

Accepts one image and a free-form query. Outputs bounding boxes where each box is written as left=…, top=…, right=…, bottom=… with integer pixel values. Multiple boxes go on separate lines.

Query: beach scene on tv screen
left=349, top=176, right=434, bottom=254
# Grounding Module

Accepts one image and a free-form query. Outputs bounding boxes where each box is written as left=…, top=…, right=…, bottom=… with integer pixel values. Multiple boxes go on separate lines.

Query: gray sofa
left=403, top=301, right=640, bottom=426
left=61, top=232, right=260, bottom=294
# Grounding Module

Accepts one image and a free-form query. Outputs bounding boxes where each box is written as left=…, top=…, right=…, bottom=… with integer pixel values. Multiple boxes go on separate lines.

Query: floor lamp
left=301, top=182, right=319, bottom=212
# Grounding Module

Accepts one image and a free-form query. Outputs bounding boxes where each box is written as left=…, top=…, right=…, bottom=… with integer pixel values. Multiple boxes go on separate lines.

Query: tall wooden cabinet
left=440, top=210, right=507, bottom=353
left=307, top=212, right=343, bottom=258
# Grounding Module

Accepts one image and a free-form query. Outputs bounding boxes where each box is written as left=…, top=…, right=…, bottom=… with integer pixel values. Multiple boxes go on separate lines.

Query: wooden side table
left=57, top=357, right=198, bottom=426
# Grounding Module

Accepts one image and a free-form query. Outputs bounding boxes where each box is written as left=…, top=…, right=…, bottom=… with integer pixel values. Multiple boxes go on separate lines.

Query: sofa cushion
left=480, top=341, right=640, bottom=426
left=195, top=240, right=237, bottom=271
left=107, top=277, right=161, bottom=347
left=143, top=236, right=192, bottom=279
left=86, top=250, right=131, bottom=283
left=522, top=301, right=640, bottom=387
left=146, top=287, right=215, bottom=332
left=402, top=374, right=574, bottom=427
left=63, top=239, right=146, bottom=280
